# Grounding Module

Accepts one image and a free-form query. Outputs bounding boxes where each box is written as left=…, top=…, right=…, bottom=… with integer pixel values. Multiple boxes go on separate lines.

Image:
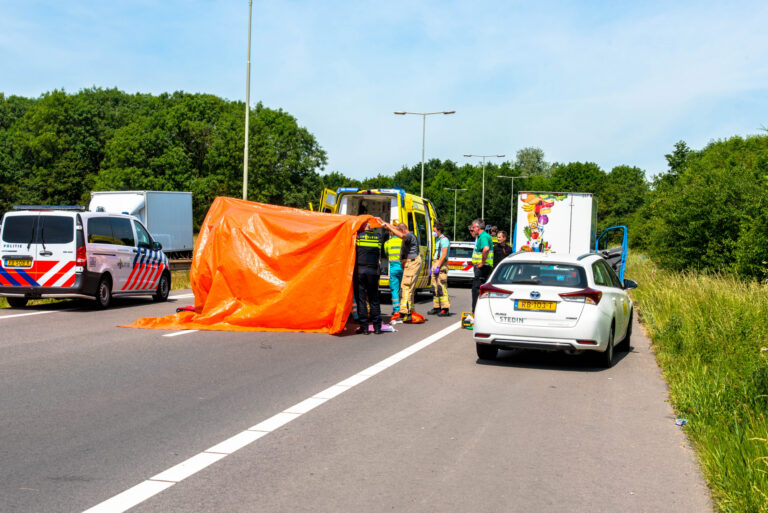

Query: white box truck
left=512, top=192, right=597, bottom=255
left=88, top=191, right=193, bottom=258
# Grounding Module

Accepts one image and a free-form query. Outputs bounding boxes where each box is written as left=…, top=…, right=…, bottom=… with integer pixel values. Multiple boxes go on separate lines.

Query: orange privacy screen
left=126, top=197, right=379, bottom=334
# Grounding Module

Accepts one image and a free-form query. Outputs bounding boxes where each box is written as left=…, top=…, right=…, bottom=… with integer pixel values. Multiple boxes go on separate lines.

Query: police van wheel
left=95, top=276, right=112, bottom=309
left=153, top=272, right=171, bottom=302
left=7, top=297, right=28, bottom=308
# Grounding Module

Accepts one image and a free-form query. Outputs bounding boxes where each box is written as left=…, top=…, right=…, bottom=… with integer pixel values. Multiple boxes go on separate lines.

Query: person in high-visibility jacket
left=379, top=219, right=421, bottom=323
left=428, top=221, right=451, bottom=316
left=383, top=225, right=403, bottom=315
left=354, top=221, right=384, bottom=334
left=470, top=219, right=494, bottom=314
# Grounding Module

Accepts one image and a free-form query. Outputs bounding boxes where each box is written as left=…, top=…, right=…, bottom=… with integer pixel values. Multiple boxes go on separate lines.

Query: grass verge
left=627, top=255, right=768, bottom=512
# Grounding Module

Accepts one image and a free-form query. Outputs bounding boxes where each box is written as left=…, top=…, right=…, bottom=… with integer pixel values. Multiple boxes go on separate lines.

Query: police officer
left=354, top=221, right=384, bottom=335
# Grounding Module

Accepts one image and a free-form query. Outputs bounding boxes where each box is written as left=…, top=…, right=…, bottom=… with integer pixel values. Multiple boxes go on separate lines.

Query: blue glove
left=432, top=265, right=440, bottom=275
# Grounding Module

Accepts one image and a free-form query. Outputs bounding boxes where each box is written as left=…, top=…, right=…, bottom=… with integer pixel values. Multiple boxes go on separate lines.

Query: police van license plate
left=515, top=300, right=556, bottom=312
left=4, top=257, right=32, bottom=268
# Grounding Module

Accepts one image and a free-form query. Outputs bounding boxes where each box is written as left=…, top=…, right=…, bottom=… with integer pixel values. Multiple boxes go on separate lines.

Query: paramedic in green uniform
left=383, top=224, right=403, bottom=315
left=470, top=219, right=494, bottom=313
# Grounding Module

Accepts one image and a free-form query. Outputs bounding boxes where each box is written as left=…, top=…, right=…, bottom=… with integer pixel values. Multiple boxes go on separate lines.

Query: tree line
left=1, top=88, right=766, bottom=280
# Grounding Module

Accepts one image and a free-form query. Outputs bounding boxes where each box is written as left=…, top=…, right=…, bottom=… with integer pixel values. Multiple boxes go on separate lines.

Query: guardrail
left=169, top=259, right=192, bottom=271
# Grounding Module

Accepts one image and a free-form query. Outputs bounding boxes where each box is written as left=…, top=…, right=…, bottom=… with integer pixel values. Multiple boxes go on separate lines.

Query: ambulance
left=317, top=188, right=439, bottom=291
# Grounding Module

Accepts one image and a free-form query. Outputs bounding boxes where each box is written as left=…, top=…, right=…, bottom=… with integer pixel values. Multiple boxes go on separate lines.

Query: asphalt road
left=1, top=285, right=712, bottom=512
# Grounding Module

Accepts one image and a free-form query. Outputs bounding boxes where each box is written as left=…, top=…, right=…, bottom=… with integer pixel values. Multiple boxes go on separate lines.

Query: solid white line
left=169, top=293, right=195, bottom=299
left=81, top=321, right=461, bottom=513
left=0, top=310, right=64, bottom=320
left=162, top=330, right=198, bottom=338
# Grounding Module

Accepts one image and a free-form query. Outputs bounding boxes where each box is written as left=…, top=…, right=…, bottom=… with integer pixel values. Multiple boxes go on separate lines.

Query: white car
left=447, top=241, right=474, bottom=283
left=472, top=252, right=637, bottom=367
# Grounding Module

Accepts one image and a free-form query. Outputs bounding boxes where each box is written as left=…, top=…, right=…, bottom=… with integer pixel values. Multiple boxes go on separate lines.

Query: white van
left=0, top=206, right=170, bottom=308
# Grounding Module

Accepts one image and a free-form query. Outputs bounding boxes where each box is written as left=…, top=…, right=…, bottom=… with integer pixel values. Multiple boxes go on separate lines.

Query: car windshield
left=492, top=262, right=587, bottom=288
left=449, top=246, right=473, bottom=258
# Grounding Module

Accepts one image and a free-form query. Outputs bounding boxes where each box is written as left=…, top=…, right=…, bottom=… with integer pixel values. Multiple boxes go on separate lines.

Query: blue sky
left=2, top=0, right=767, bottom=180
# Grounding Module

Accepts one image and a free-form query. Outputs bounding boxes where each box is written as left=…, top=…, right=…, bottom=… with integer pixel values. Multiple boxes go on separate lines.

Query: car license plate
left=515, top=299, right=556, bottom=312
left=4, top=257, right=32, bottom=268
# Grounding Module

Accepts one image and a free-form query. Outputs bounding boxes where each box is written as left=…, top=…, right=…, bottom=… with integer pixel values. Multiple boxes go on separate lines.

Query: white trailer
left=88, top=191, right=193, bottom=258
left=512, top=192, right=597, bottom=255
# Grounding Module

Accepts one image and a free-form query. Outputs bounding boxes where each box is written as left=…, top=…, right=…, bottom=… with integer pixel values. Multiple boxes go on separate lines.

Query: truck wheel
left=476, top=343, right=498, bottom=360
left=7, top=297, right=28, bottom=308
left=95, top=275, right=112, bottom=309
left=153, top=272, right=170, bottom=302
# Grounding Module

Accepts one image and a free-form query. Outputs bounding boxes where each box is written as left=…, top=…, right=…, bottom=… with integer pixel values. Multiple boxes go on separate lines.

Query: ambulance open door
left=318, top=189, right=337, bottom=213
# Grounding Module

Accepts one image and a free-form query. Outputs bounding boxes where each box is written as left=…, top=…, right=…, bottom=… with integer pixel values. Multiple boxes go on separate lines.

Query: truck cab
left=318, top=188, right=438, bottom=291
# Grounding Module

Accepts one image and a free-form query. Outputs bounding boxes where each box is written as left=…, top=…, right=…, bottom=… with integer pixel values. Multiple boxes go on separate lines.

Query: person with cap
left=383, top=221, right=403, bottom=315
left=428, top=221, right=451, bottom=316
left=353, top=221, right=384, bottom=334
left=378, top=219, right=421, bottom=323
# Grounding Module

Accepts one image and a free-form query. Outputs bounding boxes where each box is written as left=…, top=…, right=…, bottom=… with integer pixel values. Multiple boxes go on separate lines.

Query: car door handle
left=39, top=250, right=53, bottom=256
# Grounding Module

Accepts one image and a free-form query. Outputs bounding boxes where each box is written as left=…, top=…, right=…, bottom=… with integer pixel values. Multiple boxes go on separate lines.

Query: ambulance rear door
left=318, top=189, right=337, bottom=213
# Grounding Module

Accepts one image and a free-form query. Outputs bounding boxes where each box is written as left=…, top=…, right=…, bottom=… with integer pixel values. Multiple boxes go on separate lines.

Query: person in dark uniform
left=354, top=221, right=384, bottom=335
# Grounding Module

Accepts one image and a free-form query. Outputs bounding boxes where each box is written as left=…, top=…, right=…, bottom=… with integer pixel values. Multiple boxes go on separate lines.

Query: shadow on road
left=476, top=346, right=633, bottom=372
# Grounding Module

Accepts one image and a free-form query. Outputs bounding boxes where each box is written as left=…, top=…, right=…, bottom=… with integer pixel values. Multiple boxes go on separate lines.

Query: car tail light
left=475, top=333, right=491, bottom=338
left=559, top=287, right=602, bottom=305
left=479, top=284, right=512, bottom=299
left=577, top=340, right=597, bottom=345
left=76, top=245, right=87, bottom=269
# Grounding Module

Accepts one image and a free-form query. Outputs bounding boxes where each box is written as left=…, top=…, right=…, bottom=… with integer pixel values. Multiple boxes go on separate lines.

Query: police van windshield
left=449, top=246, right=473, bottom=259
left=1, top=215, right=74, bottom=244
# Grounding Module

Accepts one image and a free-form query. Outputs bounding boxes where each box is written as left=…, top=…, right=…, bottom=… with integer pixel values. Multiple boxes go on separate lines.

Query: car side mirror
left=152, top=241, right=162, bottom=251
left=623, top=278, right=638, bottom=290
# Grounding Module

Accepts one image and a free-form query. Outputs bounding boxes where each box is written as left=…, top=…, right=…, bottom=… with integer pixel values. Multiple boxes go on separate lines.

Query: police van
left=0, top=206, right=170, bottom=309
left=317, top=188, right=438, bottom=292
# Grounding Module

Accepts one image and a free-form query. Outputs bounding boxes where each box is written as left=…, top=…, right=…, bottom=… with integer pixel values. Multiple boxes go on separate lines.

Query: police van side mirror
left=152, top=241, right=162, bottom=251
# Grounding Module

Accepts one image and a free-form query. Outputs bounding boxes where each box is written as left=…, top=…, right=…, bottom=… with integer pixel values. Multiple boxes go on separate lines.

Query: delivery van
left=318, top=188, right=438, bottom=292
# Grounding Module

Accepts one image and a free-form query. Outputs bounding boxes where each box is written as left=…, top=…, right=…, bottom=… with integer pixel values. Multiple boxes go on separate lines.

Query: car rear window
left=449, top=246, right=473, bottom=259
left=492, top=262, right=587, bottom=288
left=1, top=215, right=73, bottom=244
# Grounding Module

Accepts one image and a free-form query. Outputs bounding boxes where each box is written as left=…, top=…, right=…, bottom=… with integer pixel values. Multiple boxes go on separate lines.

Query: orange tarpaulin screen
left=127, top=196, right=379, bottom=334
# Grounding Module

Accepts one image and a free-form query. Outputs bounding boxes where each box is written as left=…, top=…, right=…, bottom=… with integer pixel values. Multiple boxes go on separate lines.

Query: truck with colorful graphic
left=512, top=191, right=628, bottom=281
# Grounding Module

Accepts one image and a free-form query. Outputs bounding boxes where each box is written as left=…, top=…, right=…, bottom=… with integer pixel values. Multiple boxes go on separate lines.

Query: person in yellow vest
left=383, top=221, right=403, bottom=315
left=428, top=222, right=451, bottom=316
left=470, top=219, right=494, bottom=314
left=379, top=219, right=421, bottom=323
left=489, top=225, right=499, bottom=244
left=354, top=221, right=384, bottom=334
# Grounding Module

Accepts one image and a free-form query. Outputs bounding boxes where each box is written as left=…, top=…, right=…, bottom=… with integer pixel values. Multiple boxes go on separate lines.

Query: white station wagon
left=472, top=252, right=637, bottom=367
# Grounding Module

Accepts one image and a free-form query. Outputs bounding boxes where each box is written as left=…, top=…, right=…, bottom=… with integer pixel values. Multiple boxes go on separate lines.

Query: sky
left=2, top=0, right=767, bottom=180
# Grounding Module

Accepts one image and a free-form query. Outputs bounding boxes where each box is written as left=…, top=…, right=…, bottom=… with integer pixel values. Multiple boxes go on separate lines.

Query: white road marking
left=162, top=330, right=198, bottom=338
left=0, top=310, right=64, bottom=320
left=169, top=293, right=195, bottom=299
left=81, top=322, right=461, bottom=513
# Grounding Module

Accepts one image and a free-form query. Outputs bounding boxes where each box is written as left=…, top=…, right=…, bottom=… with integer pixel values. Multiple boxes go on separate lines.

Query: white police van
left=0, top=206, right=170, bottom=308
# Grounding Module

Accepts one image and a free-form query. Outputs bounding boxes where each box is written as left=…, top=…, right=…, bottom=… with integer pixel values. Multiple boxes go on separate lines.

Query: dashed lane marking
left=82, top=322, right=461, bottom=513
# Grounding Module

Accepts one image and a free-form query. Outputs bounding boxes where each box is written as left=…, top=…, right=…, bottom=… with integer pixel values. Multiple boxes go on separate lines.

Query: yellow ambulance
left=318, top=187, right=438, bottom=291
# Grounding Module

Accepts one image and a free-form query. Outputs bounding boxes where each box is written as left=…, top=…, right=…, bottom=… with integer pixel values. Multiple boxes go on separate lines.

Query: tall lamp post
left=497, top=175, right=528, bottom=237
left=394, top=110, right=456, bottom=197
left=463, top=154, right=505, bottom=221
left=444, top=187, right=467, bottom=241
left=242, top=0, right=253, bottom=200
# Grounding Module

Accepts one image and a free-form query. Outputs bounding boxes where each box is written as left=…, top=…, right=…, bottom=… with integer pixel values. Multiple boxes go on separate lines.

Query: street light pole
left=463, top=154, right=505, bottom=221
left=242, top=0, right=253, bottom=200
left=444, top=187, right=467, bottom=241
left=498, top=175, right=528, bottom=237
left=395, top=110, right=456, bottom=197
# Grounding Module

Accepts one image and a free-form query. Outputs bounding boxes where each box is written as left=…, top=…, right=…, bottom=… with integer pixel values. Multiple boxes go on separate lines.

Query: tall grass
left=628, top=256, right=768, bottom=512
